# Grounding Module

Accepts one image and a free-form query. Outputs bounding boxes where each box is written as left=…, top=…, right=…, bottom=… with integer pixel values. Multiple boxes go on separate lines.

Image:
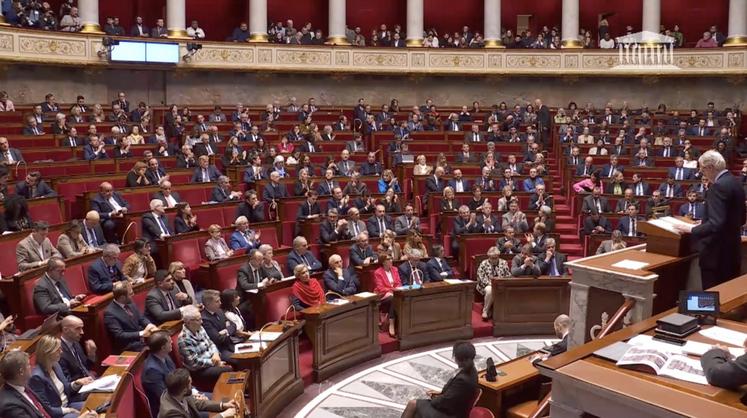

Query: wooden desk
left=477, top=355, right=542, bottom=417
left=538, top=274, right=747, bottom=418
left=302, top=294, right=381, bottom=382
left=491, top=276, right=570, bottom=337
left=81, top=351, right=144, bottom=416
left=394, top=281, right=474, bottom=350
left=210, top=372, right=249, bottom=418
left=230, top=322, right=304, bottom=418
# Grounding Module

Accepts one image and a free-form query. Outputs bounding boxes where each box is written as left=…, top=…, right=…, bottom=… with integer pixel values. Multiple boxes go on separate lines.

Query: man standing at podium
left=675, top=150, right=746, bottom=289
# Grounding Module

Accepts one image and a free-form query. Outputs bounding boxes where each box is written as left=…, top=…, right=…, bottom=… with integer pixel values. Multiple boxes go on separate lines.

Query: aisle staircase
left=546, top=155, right=585, bottom=261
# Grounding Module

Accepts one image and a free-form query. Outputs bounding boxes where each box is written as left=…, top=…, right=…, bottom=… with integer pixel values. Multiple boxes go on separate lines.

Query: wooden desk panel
left=492, top=276, right=570, bottom=337
left=574, top=248, right=678, bottom=277
left=210, top=372, right=249, bottom=418
left=303, top=295, right=381, bottom=381
left=478, top=355, right=541, bottom=416
left=394, top=282, right=474, bottom=350
left=81, top=351, right=144, bottom=416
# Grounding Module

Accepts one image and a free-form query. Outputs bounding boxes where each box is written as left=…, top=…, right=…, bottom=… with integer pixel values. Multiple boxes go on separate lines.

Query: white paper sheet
left=699, top=326, right=747, bottom=346
left=611, top=259, right=650, bottom=270
left=354, top=292, right=377, bottom=298
left=79, top=374, right=120, bottom=393
left=327, top=298, right=350, bottom=305
left=628, top=334, right=746, bottom=358
left=444, top=279, right=468, bottom=284
left=248, top=331, right=282, bottom=342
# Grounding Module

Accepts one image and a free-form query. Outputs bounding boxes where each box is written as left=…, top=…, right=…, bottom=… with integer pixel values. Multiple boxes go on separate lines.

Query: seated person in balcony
left=178, top=305, right=232, bottom=385
left=211, top=176, right=242, bottom=203
left=58, top=315, right=96, bottom=383
left=262, top=171, right=288, bottom=207
left=204, top=224, right=233, bottom=261
left=191, top=155, right=221, bottom=183
left=401, top=341, right=478, bottom=418
left=538, top=238, right=566, bottom=277
left=16, top=221, right=62, bottom=272
left=695, top=31, right=718, bottom=48
left=152, top=180, right=181, bottom=209
left=201, top=289, right=245, bottom=364
left=33, top=257, right=84, bottom=316
left=291, top=264, right=325, bottom=311
left=502, top=200, right=529, bottom=233
left=349, top=232, right=378, bottom=268
left=91, top=181, right=129, bottom=242
left=597, top=230, right=627, bottom=255
left=615, top=188, right=639, bottom=214
left=229, top=216, right=261, bottom=253
left=87, top=244, right=126, bottom=294
left=530, top=315, right=572, bottom=364
left=511, top=244, right=542, bottom=277
left=398, top=248, right=428, bottom=286
left=231, top=22, right=250, bottom=42
left=426, top=244, right=453, bottom=282
left=581, top=185, right=610, bottom=213
left=287, top=236, right=322, bottom=273
left=22, top=117, right=45, bottom=136
left=497, top=226, right=522, bottom=255
left=679, top=190, right=705, bottom=220
left=122, top=239, right=157, bottom=283
left=16, top=171, right=56, bottom=199
left=176, top=144, right=197, bottom=168
left=583, top=210, right=612, bottom=236
left=476, top=246, right=511, bottom=320
left=394, top=203, right=419, bottom=236
left=105, top=281, right=159, bottom=353
left=324, top=254, right=360, bottom=297
left=659, top=174, right=684, bottom=198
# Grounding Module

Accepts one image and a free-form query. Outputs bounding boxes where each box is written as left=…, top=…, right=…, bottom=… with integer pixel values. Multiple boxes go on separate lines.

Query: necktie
left=378, top=219, right=385, bottom=237
left=207, top=144, right=214, bottom=155
left=412, top=267, right=422, bottom=285
left=55, top=281, right=71, bottom=300
left=631, top=219, right=636, bottom=236
left=86, top=227, right=95, bottom=245
left=352, top=222, right=359, bottom=236
left=667, top=186, right=673, bottom=197
left=124, top=304, right=134, bottom=318
left=550, top=257, right=559, bottom=276
left=637, top=184, right=642, bottom=195
left=166, top=292, right=175, bottom=311
left=25, top=387, right=52, bottom=418
left=595, top=199, right=601, bottom=213
left=254, top=269, right=261, bottom=284
left=157, top=216, right=169, bottom=236
left=301, top=254, right=309, bottom=267
left=68, top=341, right=87, bottom=374
left=664, top=148, right=669, bottom=157
left=70, top=137, right=76, bottom=146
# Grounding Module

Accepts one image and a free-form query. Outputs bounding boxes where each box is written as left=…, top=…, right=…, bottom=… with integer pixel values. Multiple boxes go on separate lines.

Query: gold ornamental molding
left=0, top=27, right=744, bottom=76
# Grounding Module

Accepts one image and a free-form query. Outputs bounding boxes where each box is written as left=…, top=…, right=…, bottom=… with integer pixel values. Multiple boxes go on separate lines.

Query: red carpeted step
left=559, top=234, right=580, bottom=241
left=378, top=331, right=399, bottom=354
left=300, top=346, right=314, bottom=385
left=555, top=215, right=575, bottom=222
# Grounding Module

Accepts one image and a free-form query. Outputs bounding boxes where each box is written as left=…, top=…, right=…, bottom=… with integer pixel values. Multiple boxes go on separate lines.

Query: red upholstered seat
left=211, top=261, right=243, bottom=291
left=64, top=265, right=88, bottom=295
left=256, top=225, right=279, bottom=248
left=124, top=192, right=152, bottom=213
left=131, top=356, right=153, bottom=418
left=21, top=277, right=43, bottom=330
left=23, top=148, right=74, bottom=162
left=171, top=238, right=203, bottom=271
left=110, top=374, right=136, bottom=418
left=0, top=237, right=19, bottom=276
left=469, top=407, right=495, bottom=418
left=194, top=207, right=226, bottom=230
left=179, top=188, right=209, bottom=206
left=264, top=286, right=294, bottom=323
left=28, top=200, right=64, bottom=225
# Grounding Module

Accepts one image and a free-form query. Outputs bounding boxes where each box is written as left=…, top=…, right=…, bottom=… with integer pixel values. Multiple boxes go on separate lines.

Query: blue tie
left=157, top=216, right=169, bottom=235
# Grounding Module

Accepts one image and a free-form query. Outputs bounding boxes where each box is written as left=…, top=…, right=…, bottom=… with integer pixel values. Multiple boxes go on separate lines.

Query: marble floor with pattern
left=294, top=338, right=556, bottom=418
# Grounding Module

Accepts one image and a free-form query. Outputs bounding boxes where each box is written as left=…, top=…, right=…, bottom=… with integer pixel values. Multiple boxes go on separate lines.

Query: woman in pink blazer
left=373, top=253, right=402, bottom=337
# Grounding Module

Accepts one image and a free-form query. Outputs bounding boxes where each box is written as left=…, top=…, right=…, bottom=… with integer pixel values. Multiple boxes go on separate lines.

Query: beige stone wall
left=1, top=65, right=745, bottom=111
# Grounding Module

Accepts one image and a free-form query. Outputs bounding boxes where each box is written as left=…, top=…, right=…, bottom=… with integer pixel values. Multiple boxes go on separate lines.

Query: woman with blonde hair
left=125, top=161, right=151, bottom=187
left=57, top=220, right=93, bottom=259
left=403, top=229, right=428, bottom=259
left=204, top=224, right=234, bottom=261
left=127, top=125, right=144, bottom=144
left=413, top=154, right=432, bottom=175
left=377, top=229, right=403, bottom=261
left=29, top=335, right=92, bottom=418
left=168, top=261, right=197, bottom=304
left=91, top=104, right=105, bottom=123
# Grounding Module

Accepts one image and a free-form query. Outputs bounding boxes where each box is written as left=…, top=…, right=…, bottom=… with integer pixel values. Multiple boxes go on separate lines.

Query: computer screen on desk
left=679, top=291, right=719, bottom=314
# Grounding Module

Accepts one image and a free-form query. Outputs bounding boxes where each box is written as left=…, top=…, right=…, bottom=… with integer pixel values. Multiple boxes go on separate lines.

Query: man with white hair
left=178, top=305, right=232, bottom=384
left=349, top=232, right=378, bottom=267
left=262, top=171, right=288, bottom=203
left=675, top=150, right=746, bottom=288
left=211, top=176, right=242, bottom=203
left=229, top=216, right=260, bottom=252
left=142, top=199, right=172, bottom=250
left=287, top=236, right=322, bottom=272
left=323, top=254, right=359, bottom=297
left=398, top=248, right=428, bottom=286
left=538, top=238, right=566, bottom=277
left=152, top=180, right=182, bottom=208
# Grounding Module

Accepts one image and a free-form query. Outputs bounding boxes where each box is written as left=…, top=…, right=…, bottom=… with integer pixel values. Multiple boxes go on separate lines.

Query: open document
left=79, top=374, right=121, bottom=393
left=646, top=216, right=694, bottom=235
left=616, top=346, right=708, bottom=385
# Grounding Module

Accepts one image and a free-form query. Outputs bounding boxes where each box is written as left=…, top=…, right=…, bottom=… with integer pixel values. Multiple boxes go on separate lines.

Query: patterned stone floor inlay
left=295, top=338, right=556, bottom=417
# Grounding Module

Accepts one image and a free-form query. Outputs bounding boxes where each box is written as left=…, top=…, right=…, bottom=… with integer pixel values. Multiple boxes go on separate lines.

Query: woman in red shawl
left=290, top=264, right=325, bottom=310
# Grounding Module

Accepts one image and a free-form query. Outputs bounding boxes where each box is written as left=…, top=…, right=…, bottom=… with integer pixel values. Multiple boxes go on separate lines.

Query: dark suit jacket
left=701, top=349, right=747, bottom=389
left=658, top=182, right=684, bottom=198
left=581, top=195, right=610, bottom=213
left=87, top=258, right=126, bottom=294
left=287, top=250, right=322, bottom=272
left=320, top=220, right=350, bottom=243
left=144, top=168, right=167, bottom=185
left=575, top=164, right=595, bottom=177
left=15, top=181, right=56, bottom=199
left=349, top=244, right=377, bottom=267
left=322, top=268, right=359, bottom=296
left=201, top=309, right=235, bottom=353
left=425, top=176, right=446, bottom=195
left=176, top=153, right=197, bottom=168
left=425, top=257, right=453, bottom=281
left=262, top=182, right=288, bottom=202
left=81, top=223, right=106, bottom=247
left=667, top=167, right=695, bottom=180
left=236, top=263, right=264, bottom=302
left=366, top=215, right=393, bottom=237
left=29, top=364, right=85, bottom=418
left=211, top=186, right=237, bottom=203
left=398, top=261, right=429, bottom=285
left=600, top=164, right=624, bottom=178
left=426, top=366, right=478, bottom=417
left=316, top=180, right=340, bottom=196
left=191, top=166, right=221, bottom=183
left=152, top=191, right=182, bottom=208
left=447, top=178, right=470, bottom=192
left=59, top=338, right=93, bottom=382
left=142, top=354, right=176, bottom=418
left=142, top=212, right=172, bottom=246
left=0, top=384, right=45, bottom=418
left=296, top=201, right=321, bottom=220
left=104, top=301, right=151, bottom=353
left=583, top=216, right=612, bottom=235
left=692, top=171, right=746, bottom=288
left=678, top=201, right=705, bottom=220
left=145, top=287, right=186, bottom=324
left=90, top=192, right=129, bottom=220
left=33, top=274, right=73, bottom=315
left=83, top=144, right=108, bottom=160
left=544, top=334, right=568, bottom=357
left=617, top=216, right=643, bottom=236
left=235, top=201, right=265, bottom=223
left=538, top=252, right=567, bottom=276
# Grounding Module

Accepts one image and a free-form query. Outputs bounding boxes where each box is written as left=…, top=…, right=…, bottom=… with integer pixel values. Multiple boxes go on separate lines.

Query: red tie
left=26, top=388, right=52, bottom=418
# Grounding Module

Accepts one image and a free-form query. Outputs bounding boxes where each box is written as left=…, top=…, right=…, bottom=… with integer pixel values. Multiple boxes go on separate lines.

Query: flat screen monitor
left=146, top=42, right=180, bottom=64
left=679, top=290, right=720, bottom=315
left=110, top=41, right=146, bottom=62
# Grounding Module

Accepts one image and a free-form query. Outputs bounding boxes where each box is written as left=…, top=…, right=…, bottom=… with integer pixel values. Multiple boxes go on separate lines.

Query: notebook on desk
left=592, top=341, right=631, bottom=362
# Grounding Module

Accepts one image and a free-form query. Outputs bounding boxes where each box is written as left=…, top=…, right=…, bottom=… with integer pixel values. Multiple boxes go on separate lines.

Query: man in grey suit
left=152, top=180, right=182, bottom=209
left=537, top=238, right=567, bottom=276
left=33, top=257, right=86, bottom=316
left=511, top=244, right=541, bottom=277
left=158, top=369, right=237, bottom=418
left=701, top=343, right=747, bottom=389
left=16, top=221, right=62, bottom=272
left=145, top=270, right=190, bottom=324
left=346, top=207, right=367, bottom=238
left=394, top=203, right=420, bottom=236
left=0, top=136, right=24, bottom=165
left=349, top=232, right=378, bottom=267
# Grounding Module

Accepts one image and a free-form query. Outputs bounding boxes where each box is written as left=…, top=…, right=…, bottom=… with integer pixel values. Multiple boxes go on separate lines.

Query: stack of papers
left=699, top=326, right=747, bottom=346
left=79, top=374, right=120, bottom=393
left=444, top=279, right=468, bottom=284
left=327, top=298, right=350, bottom=305
left=611, top=259, right=650, bottom=270
left=249, top=332, right=282, bottom=342
left=629, top=334, right=745, bottom=357
left=354, top=292, right=377, bottom=298
left=647, top=216, right=693, bottom=234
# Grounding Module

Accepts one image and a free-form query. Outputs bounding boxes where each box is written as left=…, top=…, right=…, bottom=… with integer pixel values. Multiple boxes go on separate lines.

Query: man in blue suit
left=82, top=211, right=107, bottom=247
left=141, top=199, right=173, bottom=251
left=426, top=245, right=454, bottom=281
left=399, top=248, right=429, bottom=286
left=229, top=216, right=261, bottom=252
left=87, top=244, right=126, bottom=294
left=447, top=169, right=470, bottom=193
left=667, top=157, right=695, bottom=181
left=658, top=175, right=684, bottom=198
left=679, top=190, right=705, bottom=220
left=15, top=172, right=56, bottom=199
left=104, top=281, right=158, bottom=353
left=349, top=232, right=378, bottom=267
left=287, top=236, right=322, bottom=272
left=366, top=204, right=393, bottom=238
left=83, top=135, right=108, bottom=160
left=141, top=331, right=176, bottom=418
left=323, top=254, right=359, bottom=297
left=617, top=204, right=644, bottom=237
left=90, top=182, right=129, bottom=242
left=59, top=315, right=97, bottom=383
left=191, top=155, right=222, bottom=183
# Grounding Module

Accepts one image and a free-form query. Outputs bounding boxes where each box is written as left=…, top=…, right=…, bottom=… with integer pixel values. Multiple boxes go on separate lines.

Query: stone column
left=249, top=0, right=268, bottom=42
left=406, top=0, right=424, bottom=47
left=79, top=0, right=102, bottom=34
left=483, top=0, right=503, bottom=48
left=725, top=0, right=747, bottom=47
left=561, top=0, right=581, bottom=48
left=167, top=0, right=189, bottom=39
left=641, top=0, right=660, bottom=36
left=327, top=0, right=349, bottom=45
